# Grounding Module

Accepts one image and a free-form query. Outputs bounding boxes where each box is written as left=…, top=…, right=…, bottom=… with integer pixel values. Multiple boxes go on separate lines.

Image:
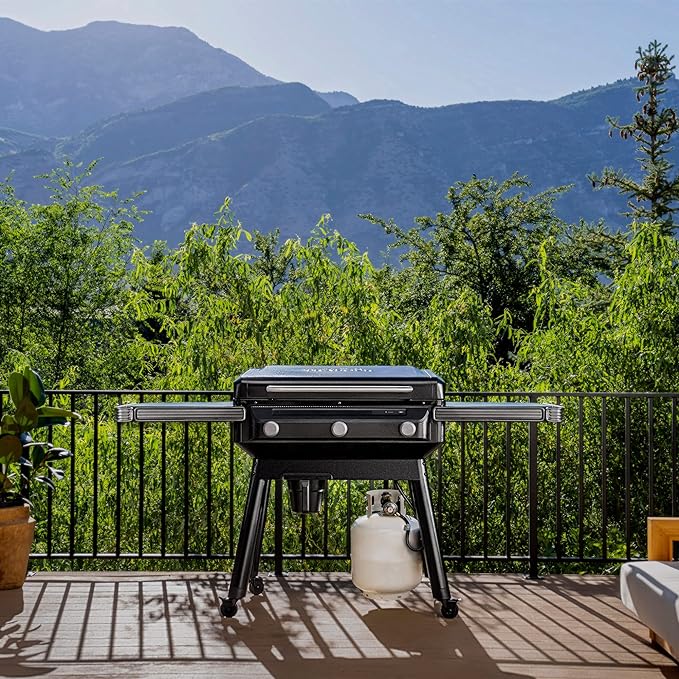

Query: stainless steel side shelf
left=433, top=401, right=563, bottom=423
left=116, top=401, right=246, bottom=423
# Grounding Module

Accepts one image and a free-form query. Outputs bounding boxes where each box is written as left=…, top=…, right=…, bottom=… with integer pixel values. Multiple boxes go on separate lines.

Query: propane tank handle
left=366, top=488, right=405, bottom=517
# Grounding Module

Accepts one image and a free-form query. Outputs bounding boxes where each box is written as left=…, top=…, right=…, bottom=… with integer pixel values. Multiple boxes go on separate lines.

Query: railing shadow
left=457, top=574, right=679, bottom=676
left=214, top=577, right=527, bottom=679
left=1, top=573, right=678, bottom=677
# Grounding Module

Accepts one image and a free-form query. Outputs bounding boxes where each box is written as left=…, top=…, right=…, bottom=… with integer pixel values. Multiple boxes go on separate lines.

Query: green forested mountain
left=49, top=79, right=679, bottom=249
left=59, top=83, right=332, bottom=165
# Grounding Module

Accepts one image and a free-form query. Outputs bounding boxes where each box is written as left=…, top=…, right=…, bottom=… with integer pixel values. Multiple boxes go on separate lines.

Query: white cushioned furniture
left=620, top=561, right=679, bottom=656
left=619, top=517, right=679, bottom=662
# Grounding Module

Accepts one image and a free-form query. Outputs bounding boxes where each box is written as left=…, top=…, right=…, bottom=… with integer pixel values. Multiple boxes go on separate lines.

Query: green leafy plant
left=0, top=367, right=80, bottom=508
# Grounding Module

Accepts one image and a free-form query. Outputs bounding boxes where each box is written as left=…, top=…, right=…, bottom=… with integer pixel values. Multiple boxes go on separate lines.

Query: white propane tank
left=351, top=489, right=423, bottom=599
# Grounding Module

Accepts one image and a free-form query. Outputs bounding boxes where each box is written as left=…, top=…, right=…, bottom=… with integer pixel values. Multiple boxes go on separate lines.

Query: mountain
left=93, top=78, right=679, bottom=250
left=80, top=96, right=615, bottom=248
left=0, top=128, right=50, bottom=157
left=2, top=74, right=677, bottom=254
left=59, top=83, right=331, bottom=165
left=553, top=80, right=653, bottom=127
left=0, top=18, right=277, bottom=136
left=316, top=91, right=360, bottom=108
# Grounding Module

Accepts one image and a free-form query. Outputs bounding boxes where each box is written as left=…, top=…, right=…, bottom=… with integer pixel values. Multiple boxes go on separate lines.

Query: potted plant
left=0, top=367, right=80, bottom=589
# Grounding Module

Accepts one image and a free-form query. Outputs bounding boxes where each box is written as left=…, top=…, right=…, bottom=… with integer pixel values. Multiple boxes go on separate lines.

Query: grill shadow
left=1, top=573, right=678, bottom=678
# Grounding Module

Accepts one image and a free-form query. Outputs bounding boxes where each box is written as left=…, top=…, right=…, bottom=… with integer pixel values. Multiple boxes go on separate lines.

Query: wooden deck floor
left=1, top=572, right=677, bottom=678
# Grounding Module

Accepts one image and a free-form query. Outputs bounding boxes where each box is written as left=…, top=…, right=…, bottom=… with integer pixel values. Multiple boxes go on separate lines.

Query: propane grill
left=117, top=365, right=562, bottom=619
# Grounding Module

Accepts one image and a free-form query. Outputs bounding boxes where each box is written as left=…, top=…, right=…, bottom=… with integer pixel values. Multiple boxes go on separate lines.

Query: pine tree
left=589, top=40, right=679, bottom=232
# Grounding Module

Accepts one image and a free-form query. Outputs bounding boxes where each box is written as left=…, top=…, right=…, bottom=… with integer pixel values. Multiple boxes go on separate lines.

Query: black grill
left=117, top=365, right=562, bottom=619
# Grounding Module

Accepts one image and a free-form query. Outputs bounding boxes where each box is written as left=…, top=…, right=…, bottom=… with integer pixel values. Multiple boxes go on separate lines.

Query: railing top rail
left=450, top=391, right=679, bottom=398
left=0, top=389, right=235, bottom=396
left=2, top=389, right=678, bottom=398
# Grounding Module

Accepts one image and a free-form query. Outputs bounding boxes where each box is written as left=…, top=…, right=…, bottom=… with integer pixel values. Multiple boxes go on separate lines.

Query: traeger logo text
left=301, top=367, right=374, bottom=373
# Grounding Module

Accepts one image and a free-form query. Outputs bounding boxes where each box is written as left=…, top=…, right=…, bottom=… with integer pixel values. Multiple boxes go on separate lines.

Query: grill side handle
left=433, top=401, right=562, bottom=423
left=116, top=401, right=246, bottom=423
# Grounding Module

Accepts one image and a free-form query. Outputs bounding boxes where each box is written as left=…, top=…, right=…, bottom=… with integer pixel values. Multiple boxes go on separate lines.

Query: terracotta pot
left=0, top=504, right=35, bottom=590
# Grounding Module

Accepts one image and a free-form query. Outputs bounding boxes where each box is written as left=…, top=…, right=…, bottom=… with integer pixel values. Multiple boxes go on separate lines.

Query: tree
left=251, top=229, right=295, bottom=290
left=362, top=174, right=579, bottom=360
left=0, top=161, right=142, bottom=386
left=589, top=40, right=679, bottom=232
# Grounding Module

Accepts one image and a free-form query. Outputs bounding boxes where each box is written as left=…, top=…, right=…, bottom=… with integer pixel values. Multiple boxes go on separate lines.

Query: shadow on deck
left=0, top=572, right=677, bottom=678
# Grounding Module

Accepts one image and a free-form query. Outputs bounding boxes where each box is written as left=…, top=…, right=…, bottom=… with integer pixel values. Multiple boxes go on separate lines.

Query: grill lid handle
left=116, top=401, right=246, bottom=423
left=265, top=385, right=414, bottom=394
left=433, top=402, right=563, bottom=423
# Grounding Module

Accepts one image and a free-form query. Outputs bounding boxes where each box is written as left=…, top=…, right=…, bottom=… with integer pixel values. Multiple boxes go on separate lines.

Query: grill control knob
left=399, top=421, right=417, bottom=437
left=331, top=421, right=348, bottom=437
left=263, top=421, right=280, bottom=438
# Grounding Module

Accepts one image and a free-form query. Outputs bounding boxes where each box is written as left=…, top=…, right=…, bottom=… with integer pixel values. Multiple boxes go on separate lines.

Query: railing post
left=274, top=479, right=284, bottom=576
left=528, top=395, right=539, bottom=580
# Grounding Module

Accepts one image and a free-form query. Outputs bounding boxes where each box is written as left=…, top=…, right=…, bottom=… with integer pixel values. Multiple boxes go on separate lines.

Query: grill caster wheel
left=440, top=600, right=459, bottom=619
left=249, top=577, right=264, bottom=595
left=220, top=598, right=238, bottom=618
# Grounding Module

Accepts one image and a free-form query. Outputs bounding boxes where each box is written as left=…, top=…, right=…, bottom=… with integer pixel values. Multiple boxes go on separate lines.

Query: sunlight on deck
left=1, top=573, right=677, bottom=678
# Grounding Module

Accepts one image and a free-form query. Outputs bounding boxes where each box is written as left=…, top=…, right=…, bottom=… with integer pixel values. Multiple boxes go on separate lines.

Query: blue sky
left=0, top=0, right=676, bottom=106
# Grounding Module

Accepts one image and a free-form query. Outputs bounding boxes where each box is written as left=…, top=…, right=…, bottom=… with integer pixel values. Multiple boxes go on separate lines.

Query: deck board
left=1, top=572, right=677, bottom=678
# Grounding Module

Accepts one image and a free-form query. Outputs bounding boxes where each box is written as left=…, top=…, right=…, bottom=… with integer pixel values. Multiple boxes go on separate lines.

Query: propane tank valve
left=381, top=494, right=399, bottom=515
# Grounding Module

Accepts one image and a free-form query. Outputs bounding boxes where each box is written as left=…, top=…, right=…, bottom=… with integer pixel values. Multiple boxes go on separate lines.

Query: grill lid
left=237, top=365, right=438, bottom=380
left=234, top=365, right=445, bottom=403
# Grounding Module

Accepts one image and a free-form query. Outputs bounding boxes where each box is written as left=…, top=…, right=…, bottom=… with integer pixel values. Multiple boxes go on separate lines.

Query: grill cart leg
left=221, top=460, right=269, bottom=617
left=409, top=460, right=459, bottom=619
left=248, top=479, right=271, bottom=595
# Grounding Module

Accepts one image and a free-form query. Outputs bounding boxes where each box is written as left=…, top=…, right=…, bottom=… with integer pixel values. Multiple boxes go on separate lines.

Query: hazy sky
left=0, top=0, right=675, bottom=106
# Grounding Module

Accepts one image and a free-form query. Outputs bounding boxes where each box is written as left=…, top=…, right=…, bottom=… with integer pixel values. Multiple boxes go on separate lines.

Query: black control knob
left=331, top=421, right=348, bottom=437
left=399, top=421, right=417, bottom=437
left=263, top=421, right=280, bottom=438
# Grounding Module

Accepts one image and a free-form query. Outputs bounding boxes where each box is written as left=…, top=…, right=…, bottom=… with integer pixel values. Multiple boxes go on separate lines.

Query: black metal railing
left=2, top=389, right=676, bottom=576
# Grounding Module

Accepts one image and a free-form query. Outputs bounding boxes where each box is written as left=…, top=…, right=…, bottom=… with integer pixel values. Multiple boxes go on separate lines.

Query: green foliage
left=0, top=155, right=673, bottom=397
left=361, top=174, right=622, bottom=363
left=589, top=40, right=679, bottom=231
left=610, top=222, right=679, bottom=388
left=0, top=367, right=79, bottom=508
left=519, top=218, right=679, bottom=392
left=363, top=174, right=566, bottom=318
left=0, top=159, right=143, bottom=387
left=123, top=206, right=497, bottom=391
